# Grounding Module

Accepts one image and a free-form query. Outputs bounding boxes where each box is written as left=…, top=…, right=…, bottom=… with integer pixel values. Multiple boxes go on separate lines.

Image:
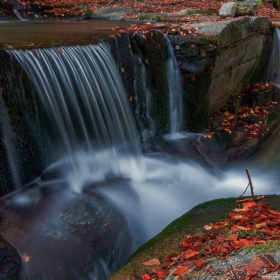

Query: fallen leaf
left=173, top=265, right=189, bottom=275
left=23, top=253, right=30, bottom=262
left=143, top=259, right=161, bottom=266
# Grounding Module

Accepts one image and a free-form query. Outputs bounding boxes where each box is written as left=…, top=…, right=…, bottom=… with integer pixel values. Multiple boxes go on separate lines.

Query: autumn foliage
left=2, top=0, right=280, bottom=23
left=141, top=196, right=280, bottom=280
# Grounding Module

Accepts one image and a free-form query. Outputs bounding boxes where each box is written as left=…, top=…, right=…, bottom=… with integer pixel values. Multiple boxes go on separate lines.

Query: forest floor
left=1, top=0, right=280, bottom=24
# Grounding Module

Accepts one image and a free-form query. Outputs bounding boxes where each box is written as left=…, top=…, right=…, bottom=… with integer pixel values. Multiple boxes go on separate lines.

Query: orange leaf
left=182, top=249, right=199, bottom=260
left=23, top=253, right=30, bottom=262
left=196, top=259, right=208, bottom=268
left=158, top=270, right=169, bottom=280
left=142, top=274, right=150, bottom=280
left=242, top=202, right=257, bottom=208
left=173, top=266, right=189, bottom=275
left=143, top=258, right=160, bottom=266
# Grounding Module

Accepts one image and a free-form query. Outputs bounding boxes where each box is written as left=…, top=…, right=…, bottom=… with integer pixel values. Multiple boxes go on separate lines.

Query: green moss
left=193, top=197, right=238, bottom=209
left=130, top=213, right=195, bottom=259
left=84, top=10, right=93, bottom=17
left=244, top=240, right=280, bottom=253
left=267, top=109, right=280, bottom=125
left=75, top=6, right=83, bottom=11
left=137, top=13, right=164, bottom=21
left=184, top=9, right=214, bottom=15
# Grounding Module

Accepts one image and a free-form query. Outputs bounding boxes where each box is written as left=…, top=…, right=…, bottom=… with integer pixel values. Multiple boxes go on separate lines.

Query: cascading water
left=267, top=28, right=280, bottom=86
left=1, top=30, right=280, bottom=280
left=9, top=43, right=145, bottom=192
left=164, top=34, right=183, bottom=134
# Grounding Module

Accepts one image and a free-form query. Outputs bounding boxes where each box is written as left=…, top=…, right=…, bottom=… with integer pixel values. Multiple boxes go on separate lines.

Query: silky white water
left=2, top=36, right=280, bottom=280
left=164, top=34, right=183, bottom=134
left=9, top=43, right=145, bottom=193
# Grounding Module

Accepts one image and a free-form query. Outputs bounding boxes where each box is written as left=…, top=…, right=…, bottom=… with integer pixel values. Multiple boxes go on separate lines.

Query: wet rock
left=0, top=185, right=132, bottom=280
left=198, top=82, right=280, bottom=167
left=174, top=16, right=274, bottom=130
left=0, top=234, right=21, bottom=280
left=219, top=2, right=237, bottom=18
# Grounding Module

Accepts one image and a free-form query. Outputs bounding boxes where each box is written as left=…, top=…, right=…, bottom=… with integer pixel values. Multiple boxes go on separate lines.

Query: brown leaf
left=143, top=258, right=160, bottom=266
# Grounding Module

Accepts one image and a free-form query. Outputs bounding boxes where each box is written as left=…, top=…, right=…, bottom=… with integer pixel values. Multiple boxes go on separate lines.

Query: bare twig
left=245, top=169, right=255, bottom=200
left=230, top=265, right=239, bottom=280
left=260, top=254, right=277, bottom=268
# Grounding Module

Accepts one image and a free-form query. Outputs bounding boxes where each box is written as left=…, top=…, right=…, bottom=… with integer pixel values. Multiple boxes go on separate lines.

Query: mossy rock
left=109, top=195, right=280, bottom=279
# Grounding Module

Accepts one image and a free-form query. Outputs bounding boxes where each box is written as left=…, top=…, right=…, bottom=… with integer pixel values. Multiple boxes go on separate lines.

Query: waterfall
left=9, top=43, right=145, bottom=192
left=267, top=28, right=280, bottom=86
left=164, top=34, right=183, bottom=134
left=12, top=9, right=26, bottom=21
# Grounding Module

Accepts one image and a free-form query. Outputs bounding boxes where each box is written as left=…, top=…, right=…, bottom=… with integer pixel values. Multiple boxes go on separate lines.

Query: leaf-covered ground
left=109, top=195, right=280, bottom=280
left=1, top=0, right=280, bottom=23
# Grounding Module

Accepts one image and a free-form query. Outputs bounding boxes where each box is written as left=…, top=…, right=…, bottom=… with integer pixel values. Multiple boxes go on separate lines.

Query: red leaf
left=172, top=266, right=189, bottom=275
left=196, top=259, right=208, bottom=268
left=142, top=274, right=150, bottom=280
left=182, top=249, right=199, bottom=260
left=207, top=266, right=215, bottom=273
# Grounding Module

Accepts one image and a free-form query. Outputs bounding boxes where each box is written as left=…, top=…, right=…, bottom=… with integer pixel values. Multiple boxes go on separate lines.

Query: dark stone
left=197, top=82, right=280, bottom=167
left=0, top=234, right=21, bottom=280
left=0, top=185, right=132, bottom=280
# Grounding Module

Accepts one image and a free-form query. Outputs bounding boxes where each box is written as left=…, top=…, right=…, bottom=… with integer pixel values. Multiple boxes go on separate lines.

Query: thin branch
left=245, top=169, right=255, bottom=200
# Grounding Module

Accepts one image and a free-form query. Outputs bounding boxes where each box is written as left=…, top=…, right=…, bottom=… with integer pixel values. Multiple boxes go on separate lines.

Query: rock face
left=173, top=17, right=274, bottom=130
left=219, top=2, right=237, bottom=18
left=197, top=82, right=280, bottom=167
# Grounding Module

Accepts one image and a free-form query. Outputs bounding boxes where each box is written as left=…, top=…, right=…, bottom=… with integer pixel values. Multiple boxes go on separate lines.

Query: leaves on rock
left=142, top=196, right=280, bottom=279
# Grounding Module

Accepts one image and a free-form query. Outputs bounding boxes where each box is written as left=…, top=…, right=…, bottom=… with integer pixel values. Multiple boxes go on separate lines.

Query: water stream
left=164, top=34, right=183, bottom=135
left=267, top=28, right=280, bottom=85
left=1, top=31, right=280, bottom=279
left=9, top=43, right=145, bottom=193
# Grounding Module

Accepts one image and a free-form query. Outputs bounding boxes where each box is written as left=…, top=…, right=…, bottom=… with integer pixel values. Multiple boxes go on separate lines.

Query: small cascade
left=9, top=43, right=145, bottom=192
left=164, top=34, right=183, bottom=134
left=12, top=9, right=26, bottom=21
left=267, top=28, right=280, bottom=86
left=139, top=62, right=156, bottom=141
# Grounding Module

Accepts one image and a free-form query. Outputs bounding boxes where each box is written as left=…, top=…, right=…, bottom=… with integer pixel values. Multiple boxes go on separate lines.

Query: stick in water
left=245, top=169, right=255, bottom=200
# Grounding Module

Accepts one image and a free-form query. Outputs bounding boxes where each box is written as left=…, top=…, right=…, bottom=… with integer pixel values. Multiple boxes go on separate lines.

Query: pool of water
left=0, top=20, right=131, bottom=47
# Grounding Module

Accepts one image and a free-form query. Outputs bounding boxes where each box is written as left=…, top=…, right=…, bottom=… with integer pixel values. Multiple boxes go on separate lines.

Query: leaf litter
left=141, top=195, right=280, bottom=280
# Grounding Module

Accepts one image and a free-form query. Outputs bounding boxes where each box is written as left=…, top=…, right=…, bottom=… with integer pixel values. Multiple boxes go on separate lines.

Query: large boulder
left=0, top=185, right=133, bottom=280
left=173, top=16, right=274, bottom=130
left=219, top=1, right=237, bottom=18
